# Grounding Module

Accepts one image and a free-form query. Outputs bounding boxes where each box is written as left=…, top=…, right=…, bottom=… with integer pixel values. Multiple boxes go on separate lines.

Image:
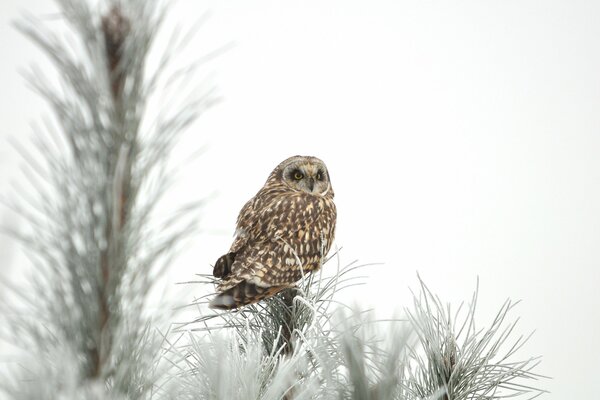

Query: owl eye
left=294, top=171, right=304, bottom=180
left=316, top=172, right=323, bottom=181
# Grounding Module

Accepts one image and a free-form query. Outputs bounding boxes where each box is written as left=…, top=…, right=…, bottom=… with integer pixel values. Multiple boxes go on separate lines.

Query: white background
left=1, top=1, right=600, bottom=399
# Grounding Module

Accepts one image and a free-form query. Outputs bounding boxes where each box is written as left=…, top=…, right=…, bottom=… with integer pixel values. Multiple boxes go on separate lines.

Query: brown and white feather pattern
left=210, top=156, right=336, bottom=309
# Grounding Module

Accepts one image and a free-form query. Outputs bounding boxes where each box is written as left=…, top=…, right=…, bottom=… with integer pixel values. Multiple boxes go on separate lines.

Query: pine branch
left=184, top=250, right=369, bottom=353
left=175, top=258, right=547, bottom=400
left=404, top=277, right=548, bottom=400
left=1, top=0, right=214, bottom=398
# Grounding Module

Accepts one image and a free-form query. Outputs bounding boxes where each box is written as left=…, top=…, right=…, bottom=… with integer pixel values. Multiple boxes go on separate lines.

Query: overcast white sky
left=2, top=1, right=600, bottom=399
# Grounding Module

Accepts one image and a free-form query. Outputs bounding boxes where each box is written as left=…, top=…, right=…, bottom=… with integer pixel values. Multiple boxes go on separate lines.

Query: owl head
left=271, top=155, right=333, bottom=196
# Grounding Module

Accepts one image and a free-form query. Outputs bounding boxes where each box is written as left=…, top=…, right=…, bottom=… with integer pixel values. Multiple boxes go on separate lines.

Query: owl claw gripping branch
left=209, top=155, right=337, bottom=310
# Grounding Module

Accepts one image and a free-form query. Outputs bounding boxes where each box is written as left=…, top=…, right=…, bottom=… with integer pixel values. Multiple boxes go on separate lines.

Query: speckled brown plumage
left=210, top=155, right=336, bottom=310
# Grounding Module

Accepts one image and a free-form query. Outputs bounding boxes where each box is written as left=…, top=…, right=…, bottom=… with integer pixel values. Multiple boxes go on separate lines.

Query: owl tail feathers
left=209, top=281, right=288, bottom=310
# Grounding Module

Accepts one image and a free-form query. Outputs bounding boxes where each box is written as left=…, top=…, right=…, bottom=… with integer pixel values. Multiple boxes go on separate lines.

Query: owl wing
left=217, top=192, right=336, bottom=291
left=231, top=197, right=257, bottom=252
left=212, top=197, right=260, bottom=278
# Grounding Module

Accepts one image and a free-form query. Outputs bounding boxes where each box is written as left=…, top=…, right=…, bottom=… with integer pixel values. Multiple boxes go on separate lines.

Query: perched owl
left=209, top=155, right=337, bottom=310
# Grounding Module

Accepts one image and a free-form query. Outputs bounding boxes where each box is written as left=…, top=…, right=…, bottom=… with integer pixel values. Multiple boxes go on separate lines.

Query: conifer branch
left=1, top=0, right=214, bottom=397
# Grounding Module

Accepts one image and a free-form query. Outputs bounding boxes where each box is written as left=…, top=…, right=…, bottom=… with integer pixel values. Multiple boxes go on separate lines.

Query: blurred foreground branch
left=1, top=0, right=214, bottom=398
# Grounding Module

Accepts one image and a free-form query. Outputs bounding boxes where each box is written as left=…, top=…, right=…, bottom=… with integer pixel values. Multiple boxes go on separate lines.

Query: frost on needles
left=1, top=1, right=546, bottom=399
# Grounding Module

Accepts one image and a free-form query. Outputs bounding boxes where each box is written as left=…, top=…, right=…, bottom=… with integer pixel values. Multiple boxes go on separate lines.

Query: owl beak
left=307, top=177, right=315, bottom=192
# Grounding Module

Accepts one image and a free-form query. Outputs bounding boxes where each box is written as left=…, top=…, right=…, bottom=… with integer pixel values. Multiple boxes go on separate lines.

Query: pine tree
left=2, top=1, right=547, bottom=399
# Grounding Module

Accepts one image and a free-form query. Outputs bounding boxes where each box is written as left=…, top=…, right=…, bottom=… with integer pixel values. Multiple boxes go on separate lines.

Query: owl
left=209, top=155, right=337, bottom=310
